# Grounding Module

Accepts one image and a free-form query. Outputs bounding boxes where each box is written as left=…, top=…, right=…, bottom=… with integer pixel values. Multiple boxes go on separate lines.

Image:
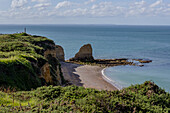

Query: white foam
left=128, top=59, right=143, bottom=66
left=101, top=68, right=122, bottom=90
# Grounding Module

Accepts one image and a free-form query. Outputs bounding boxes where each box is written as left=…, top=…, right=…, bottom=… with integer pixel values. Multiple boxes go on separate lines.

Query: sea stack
left=70, top=44, right=94, bottom=62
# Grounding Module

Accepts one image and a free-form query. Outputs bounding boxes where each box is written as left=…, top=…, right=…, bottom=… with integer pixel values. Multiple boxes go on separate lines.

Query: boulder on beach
left=69, top=44, right=94, bottom=62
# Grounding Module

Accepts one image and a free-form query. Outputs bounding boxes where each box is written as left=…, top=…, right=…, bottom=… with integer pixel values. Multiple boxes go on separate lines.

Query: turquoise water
left=0, top=25, right=170, bottom=92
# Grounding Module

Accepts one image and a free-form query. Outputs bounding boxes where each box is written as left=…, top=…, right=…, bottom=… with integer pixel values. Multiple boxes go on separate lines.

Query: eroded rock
left=41, top=63, right=52, bottom=84
left=42, top=48, right=64, bottom=85
left=37, top=42, right=65, bottom=86
left=70, top=44, right=94, bottom=62
left=44, top=49, right=56, bottom=58
left=56, top=45, right=65, bottom=61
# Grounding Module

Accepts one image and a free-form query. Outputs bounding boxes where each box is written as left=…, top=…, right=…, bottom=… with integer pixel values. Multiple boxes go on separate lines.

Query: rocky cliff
left=41, top=44, right=64, bottom=86
left=69, top=44, right=94, bottom=62
left=56, top=45, right=65, bottom=61
left=0, top=33, right=65, bottom=90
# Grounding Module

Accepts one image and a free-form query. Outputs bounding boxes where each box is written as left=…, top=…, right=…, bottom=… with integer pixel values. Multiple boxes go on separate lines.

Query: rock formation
left=0, top=33, right=65, bottom=90
left=70, top=44, right=94, bottom=62
left=44, top=45, right=65, bottom=61
left=41, top=44, right=65, bottom=85
left=56, top=45, right=65, bottom=61
left=41, top=43, right=65, bottom=86
left=44, top=48, right=56, bottom=58
left=41, top=63, right=52, bottom=83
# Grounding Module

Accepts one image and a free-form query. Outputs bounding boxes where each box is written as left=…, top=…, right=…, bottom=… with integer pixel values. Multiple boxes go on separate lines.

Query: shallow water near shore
left=104, top=65, right=170, bottom=91
left=0, top=24, right=170, bottom=92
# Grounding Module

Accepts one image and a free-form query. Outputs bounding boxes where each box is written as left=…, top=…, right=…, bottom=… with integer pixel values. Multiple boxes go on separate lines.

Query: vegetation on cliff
left=0, top=33, right=65, bottom=90
left=0, top=81, right=169, bottom=112
left=0, top=33, right=169, bottom=112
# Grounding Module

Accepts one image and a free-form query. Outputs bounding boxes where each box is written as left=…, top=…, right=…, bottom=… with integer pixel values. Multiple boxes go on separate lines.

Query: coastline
left=61, top=62, right=118, bottom=91
left=101, top=68, right=121, bottom=90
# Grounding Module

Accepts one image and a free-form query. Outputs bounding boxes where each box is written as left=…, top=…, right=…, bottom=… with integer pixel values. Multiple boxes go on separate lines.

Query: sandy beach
left=60, top=62, right=117, bottom=91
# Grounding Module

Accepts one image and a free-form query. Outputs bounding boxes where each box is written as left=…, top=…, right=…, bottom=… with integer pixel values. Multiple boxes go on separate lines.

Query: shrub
left=0, top=81, right=169, bottom=112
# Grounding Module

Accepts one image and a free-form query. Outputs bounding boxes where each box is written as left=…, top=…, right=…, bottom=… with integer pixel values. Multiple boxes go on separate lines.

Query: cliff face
left=44, top=45, right=65, bottom=61
left=56, top=45, right=65, bottom=61
left=0, top=33, right=65, bottom=90
left=69, top=44, right=94, bottom=62
left=41, top=63, right=52, bottom=83
left=41, top=44, right=65, bottom=85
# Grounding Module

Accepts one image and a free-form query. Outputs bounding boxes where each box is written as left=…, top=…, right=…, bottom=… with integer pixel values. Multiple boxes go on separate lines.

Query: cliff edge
left=56, top=45, right=65, bottom=61
left=0, top=33, right=65, bottom=90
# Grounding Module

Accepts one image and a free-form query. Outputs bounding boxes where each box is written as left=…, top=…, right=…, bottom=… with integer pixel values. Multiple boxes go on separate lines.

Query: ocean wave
left=101, top=68, right=122, bottom=90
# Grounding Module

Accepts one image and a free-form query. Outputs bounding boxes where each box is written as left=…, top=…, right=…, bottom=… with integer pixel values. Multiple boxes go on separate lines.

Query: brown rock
left=134, top=59, right=152, bottom=63
left=44, top=49, right=56, bottom=58
left=40, top=44, right=65, bottom=85
left=70, top=44, right=94, bottom=62
left=56, top=45, right=65, bottom=61
left=44, top=45, right=65, bottom=61
left=40, top=63, right=52, bottom=84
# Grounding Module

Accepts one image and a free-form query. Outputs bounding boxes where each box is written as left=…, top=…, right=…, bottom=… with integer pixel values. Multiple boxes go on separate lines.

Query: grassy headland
left=0, top=33, right=64, bottom=90
left=0, top=33, right=169, bottom=112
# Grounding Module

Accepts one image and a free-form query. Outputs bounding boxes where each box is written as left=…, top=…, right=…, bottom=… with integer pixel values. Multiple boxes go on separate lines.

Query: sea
left=0, top=24, right=170, bottom=92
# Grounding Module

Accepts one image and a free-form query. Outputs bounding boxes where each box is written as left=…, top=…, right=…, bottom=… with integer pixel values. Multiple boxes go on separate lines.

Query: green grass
left=0, top=81, right=169, bottom=112
left=0, top=33, right=169, bottom=112
left=0, top=33, right=64, bottom=90
left=0, top=91, right=38, bottom=107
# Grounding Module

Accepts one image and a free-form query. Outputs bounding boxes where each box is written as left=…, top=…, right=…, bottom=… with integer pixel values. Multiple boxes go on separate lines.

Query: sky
left=0, top=0, right=170, bottom=25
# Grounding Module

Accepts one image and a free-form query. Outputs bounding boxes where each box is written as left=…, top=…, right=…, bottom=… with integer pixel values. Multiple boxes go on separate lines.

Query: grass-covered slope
left=0, top=81, right=169, bottom=112
left=0, top=33, right=64, bottom=90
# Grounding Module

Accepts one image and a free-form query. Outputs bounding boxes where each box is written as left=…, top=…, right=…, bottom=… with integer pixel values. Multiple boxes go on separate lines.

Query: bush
left=0, top=81, right=169, bottom=112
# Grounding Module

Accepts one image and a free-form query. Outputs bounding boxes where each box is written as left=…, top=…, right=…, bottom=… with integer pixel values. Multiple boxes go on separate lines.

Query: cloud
left=135, top=0, right=145, bottom=5
left=34, top=3, right=51, bottom=10
left=150, top=0, right=162, bottom=8
left=11, top=0, right=27, bottom=8
left=31, top=0, right=49, bottom=3
left=52, top=1, right=167, bottom=17
left=126, top=0, right=147, bottom=16
left=4, top=0, right=170, bottom=22
left=55, top=1, right=72, bottom=9
left=34, top=3, right=50, bottom=8
left=91, top=5, right=98, bottom=9
left=61, top=8, right=88, bottom=16
left=85, top=0, right=96, bottom=5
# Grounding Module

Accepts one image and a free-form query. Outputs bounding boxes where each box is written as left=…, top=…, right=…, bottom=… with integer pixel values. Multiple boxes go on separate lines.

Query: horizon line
left=0, top=24, right=170, bottom=26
